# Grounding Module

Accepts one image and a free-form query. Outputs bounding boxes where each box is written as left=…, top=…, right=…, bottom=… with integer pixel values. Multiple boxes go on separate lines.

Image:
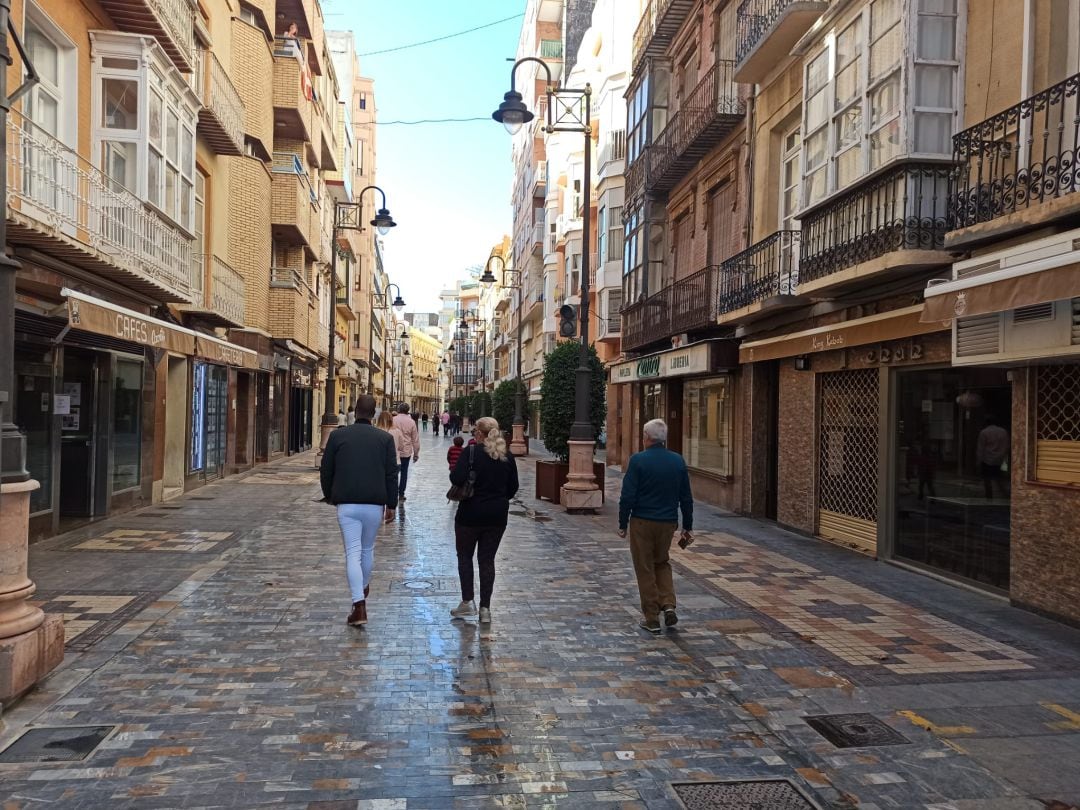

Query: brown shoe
left=347, top=600, right=367, bottom=626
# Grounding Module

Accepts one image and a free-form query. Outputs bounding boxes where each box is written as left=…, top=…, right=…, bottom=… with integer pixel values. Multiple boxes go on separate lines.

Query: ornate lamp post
left=319, top=186, right=397, bottom=454
left=480, top=255, right=527, bottom=455
left=371, top=282, right=406, bottom=410
left=493, top=59, right=598, bottom=510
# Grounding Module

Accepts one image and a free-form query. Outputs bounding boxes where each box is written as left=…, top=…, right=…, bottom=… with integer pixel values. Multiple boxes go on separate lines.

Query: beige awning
left=922, top=256, right=1080, bottom=323
left=739, top=305, right=943, bottom=363
left=63, top=289, right=257, bottom=369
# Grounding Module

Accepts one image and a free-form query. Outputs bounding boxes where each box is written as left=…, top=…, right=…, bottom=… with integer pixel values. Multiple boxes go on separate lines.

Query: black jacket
left=320, top=421, right=399, bottom=508
left=450, top=445, right=519, bottom=526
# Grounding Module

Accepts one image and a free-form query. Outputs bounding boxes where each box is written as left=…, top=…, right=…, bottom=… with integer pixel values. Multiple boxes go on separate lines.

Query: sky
left=325, top=0, right=523, bottom=314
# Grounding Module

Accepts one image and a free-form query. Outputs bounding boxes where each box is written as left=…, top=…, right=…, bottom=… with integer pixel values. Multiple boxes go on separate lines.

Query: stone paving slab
left=0, top=444, right=1077, bottom=808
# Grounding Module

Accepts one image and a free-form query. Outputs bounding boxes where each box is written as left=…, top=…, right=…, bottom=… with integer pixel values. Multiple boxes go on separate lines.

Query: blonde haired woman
left=376, top=410, right=406, bottom=469
left=448, top=416, right=518, bottom=623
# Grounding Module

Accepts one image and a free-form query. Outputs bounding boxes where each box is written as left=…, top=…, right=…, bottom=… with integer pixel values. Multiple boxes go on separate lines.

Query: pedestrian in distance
left=319, top=395, right=398, bottom=628
left=449, top=417, right=519, bottom=624
left=392, top=403, right=420, bottom=502
left=441, top=410, right=450, bottom=437
left=336, top=406, right=347, bottom=427
left=346, top=402, right=356, bottom=426
left=447, top=435, right=464, bottom=470
left=422, top=412, right=429, bottom=433
left=618, top=418, right=694, bottom=634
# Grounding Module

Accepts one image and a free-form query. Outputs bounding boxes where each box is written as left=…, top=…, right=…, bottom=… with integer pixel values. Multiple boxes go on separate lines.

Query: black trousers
left=455, top=524, right=505, bottom=608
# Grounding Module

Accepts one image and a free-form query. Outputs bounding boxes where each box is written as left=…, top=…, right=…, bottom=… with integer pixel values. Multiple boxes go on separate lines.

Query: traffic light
left=558, top=304, right=577, bottom=338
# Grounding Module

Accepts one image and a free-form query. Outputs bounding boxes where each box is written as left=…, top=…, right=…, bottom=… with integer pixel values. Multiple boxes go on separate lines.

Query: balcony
left=734, top=0, right=829, bottom=84
left=5, top=110, right=195, bottom=303
left=949, top=70, right=1080, bottom=243
left=198, top=53, right=245, bottom=156
left=717, top=230, right=800, bottom=319
left=533, top=161, right=547, bottom=197
left=97, top=0, right=195, bottom=73
left=645, top=62, right=744, bottom=195
left=599, top=129, right=626, bottom=173
left=632, top=0, right=695, bottom=74
left=539, top=39, right=563, bottom=60
left=799, top=161, right=953, bottom=292
left=181, top=254, right=246, bottom=327
left=621, top=266, right=718, bottom=353
left=531, top=223, right=544, bottom=255
left=271, top=152, right=319, bottom=252
left=272, top=39, right=315, bottom=144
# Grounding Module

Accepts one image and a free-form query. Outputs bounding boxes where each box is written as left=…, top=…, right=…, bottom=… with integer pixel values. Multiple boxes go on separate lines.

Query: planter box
left=535, top=459, right=605, bottom=505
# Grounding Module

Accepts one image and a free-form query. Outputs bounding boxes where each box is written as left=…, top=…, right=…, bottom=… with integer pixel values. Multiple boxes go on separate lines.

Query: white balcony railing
left=210, top=255, right=246, bottom=326
left=152, top=0, right=196, bottom=69
left=206, top=52, right=244, bottom=153
left=6, top=109, right=195, bottom=300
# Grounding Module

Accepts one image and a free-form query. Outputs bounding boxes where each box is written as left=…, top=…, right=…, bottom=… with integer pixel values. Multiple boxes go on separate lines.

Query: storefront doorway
left=893, top=367, right=1012, bottom=590
left=191, top=362, right=228, bottom=480
left=59, top=348, right=103, bottom=520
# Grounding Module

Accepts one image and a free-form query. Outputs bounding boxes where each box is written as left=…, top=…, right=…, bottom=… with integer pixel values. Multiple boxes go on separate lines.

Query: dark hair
left=453, top=436, right=464, bottom=446
left=397, top=402, right=410, bottom=414
left=355, top=394, right=376, bottom=420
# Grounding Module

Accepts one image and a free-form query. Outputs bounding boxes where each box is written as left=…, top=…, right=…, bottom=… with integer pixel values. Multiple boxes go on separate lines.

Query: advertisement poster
left=53, top=395, right=71, bottom=415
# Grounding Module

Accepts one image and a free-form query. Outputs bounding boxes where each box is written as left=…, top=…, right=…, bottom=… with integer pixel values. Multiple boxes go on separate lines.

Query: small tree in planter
left=492, top=379, right=531, bottom=433
left=468, top=392, right=492, bottom=421
left=539, top=340, right=606, bottom=461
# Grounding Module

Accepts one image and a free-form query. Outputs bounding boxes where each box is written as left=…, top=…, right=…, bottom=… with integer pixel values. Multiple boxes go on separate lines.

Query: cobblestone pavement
left=3, top=437, right=1080, bottom=809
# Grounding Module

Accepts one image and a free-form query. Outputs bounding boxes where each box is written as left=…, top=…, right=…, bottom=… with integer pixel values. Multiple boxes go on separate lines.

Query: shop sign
left=66, top=294, right=195, bottom=355
left=610, top=342, right=713, bottom=384
left=864, top=340, right=924, bottom=365
left=197, top=337, right=257, bottom=369
left=292, top=368, right=313, bottom=388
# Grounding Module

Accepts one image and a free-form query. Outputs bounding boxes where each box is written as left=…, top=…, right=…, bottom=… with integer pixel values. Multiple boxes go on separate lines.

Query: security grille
left=1035, top=364, right=1080, bottom=485
left=818, top=369, right=879, bottom=550
left=671, top=779, right=818, bottom=809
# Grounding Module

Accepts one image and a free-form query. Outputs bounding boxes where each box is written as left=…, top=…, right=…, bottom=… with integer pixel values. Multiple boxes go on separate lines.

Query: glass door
left=204, top=364, right=228, bottom=478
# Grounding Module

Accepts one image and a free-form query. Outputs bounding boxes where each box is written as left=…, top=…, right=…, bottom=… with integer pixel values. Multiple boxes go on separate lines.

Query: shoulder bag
left=446, top=445, right=476, bottom=502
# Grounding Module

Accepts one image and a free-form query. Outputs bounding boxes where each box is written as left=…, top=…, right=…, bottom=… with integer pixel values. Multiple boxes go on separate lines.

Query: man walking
left=618, top=419, right=694, bottom=634
left=320, top=395, right=398, bottom=627
left=441, top=409, right=450, bottom=436
left=392, top=403, right=421, bottom=501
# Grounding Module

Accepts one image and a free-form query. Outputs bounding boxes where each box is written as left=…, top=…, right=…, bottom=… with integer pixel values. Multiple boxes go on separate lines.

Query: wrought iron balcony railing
left=950, top=70, right=1080, bottom=230
left=198, top=52, right=245, bottom=156
left=97, top=0, right=195, bottom=72
left=717, top=230, right=800, bottom=313
left=799, top=161, right=952, bottom=284
left=5, top=110, right=195, bottom=302
left=645, top=61, right=744, bottom=194
left=620, top=265, right=719, bottom=352
left=632, top=0, right=694, bottom=72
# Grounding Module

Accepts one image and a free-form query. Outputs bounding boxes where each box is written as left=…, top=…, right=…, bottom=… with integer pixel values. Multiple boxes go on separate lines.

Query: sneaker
left=638, top=617, right=662, bottom=634
left=347, top=600, right=367, bottom=626
left=450, top=600, right=476, bottom=618
left=478, top=607, right=491, bottom=624
left=663, top=608, right=678, bottom=628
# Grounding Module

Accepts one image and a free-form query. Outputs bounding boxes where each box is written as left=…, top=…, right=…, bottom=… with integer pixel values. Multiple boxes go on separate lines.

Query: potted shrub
left=492, top=379, right=531, bottom=446
left=536, top=341, right=606, bottom=504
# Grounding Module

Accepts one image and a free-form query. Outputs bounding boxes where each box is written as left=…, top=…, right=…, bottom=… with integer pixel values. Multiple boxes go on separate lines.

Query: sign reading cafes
left=610, top=341, right=714, bottom=384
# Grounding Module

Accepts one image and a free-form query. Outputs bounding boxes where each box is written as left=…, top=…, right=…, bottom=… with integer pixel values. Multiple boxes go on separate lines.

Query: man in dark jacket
left=618, top=418, right=694, bottom=634
left=320, top=394, right=398, bottom=627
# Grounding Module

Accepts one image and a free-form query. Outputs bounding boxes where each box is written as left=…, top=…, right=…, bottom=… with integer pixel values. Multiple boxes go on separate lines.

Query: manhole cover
left=805, top=713, right=910, bottom=748
left=672, top=779, right=818, bottom=809
left=0, top=726, right=114, bottom=764
left=403, top=580, right=434, bottom=590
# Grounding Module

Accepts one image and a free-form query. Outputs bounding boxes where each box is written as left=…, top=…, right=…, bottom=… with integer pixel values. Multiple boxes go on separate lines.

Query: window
left=780, top=126, right=801, bottom=231
left=92, top=32, right=198, bottom=232
left=194, top=170, right=206, bottom=258
left=238, top=4, right=257, bottom=25
left=623, top=205, right=643, bottom=302
left=800, top=0, right=959, bottom=206
left=1035, top=364, right=1080, bottom=486
left=597, top=207, right=607, bottom=265
left=607, top=206, right=624, bottom=261
left=112, top=359, right=143, bottom=491
left=359, top=92, right=367, bottom=110
left=683, top=377, right=734, bottom=476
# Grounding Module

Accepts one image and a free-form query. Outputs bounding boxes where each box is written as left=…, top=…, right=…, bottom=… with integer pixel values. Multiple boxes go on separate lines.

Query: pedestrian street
left=3, top=437, right=1080, bottom=809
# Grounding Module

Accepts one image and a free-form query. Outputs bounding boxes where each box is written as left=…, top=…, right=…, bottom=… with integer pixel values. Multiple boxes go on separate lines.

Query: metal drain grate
left=189, top=496, right=216, bottom=500
left=672, top=779, right=818, bottom=809
left=805, top=713, right=910, bottom=748
left=0, top=726, right=114, bottom=764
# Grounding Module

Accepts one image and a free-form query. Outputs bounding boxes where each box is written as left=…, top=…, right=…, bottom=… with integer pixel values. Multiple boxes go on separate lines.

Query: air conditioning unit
left=954, top=298, right=1080, bottom=365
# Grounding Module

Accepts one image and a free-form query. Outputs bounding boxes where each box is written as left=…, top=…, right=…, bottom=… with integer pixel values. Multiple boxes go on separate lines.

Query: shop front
left=187, top=337, right=258, bottom=484
left=737, top=306, right=1013, bottom=592
left=289, top=362, right=314, bottom=454
left=609, top=340, right=741, bottom=510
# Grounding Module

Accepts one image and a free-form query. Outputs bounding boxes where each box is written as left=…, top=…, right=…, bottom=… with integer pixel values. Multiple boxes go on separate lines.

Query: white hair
left=643, top=419, right=668, bottom=443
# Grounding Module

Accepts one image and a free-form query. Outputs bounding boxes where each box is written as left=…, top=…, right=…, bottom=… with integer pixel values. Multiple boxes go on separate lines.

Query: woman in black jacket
left=448, top=416, right=518, bottom=623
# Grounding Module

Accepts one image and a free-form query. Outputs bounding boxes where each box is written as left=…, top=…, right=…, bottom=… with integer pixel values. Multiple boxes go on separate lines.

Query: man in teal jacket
left=618, top=418, right=694, bottom=634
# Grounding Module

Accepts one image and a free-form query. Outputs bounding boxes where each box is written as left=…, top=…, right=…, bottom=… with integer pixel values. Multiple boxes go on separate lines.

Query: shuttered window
left=673, top=212, right=694, bottom=280
left=1035, top=363, right=1080, bottom=486
left=707, top=182, right=739, bottom=265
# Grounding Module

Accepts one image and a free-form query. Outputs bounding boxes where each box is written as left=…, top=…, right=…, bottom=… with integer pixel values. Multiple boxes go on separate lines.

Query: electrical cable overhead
left=358, top=13, right=523, bottom=56
left=377, top=117, right=489, bottom=126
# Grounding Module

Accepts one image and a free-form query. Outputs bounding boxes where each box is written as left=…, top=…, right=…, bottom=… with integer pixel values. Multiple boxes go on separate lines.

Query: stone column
left=509, top=423, right=527, bottom=456
left=0, top=480, right=64, bottom=705
left=560, top=439, right=602, bottom=512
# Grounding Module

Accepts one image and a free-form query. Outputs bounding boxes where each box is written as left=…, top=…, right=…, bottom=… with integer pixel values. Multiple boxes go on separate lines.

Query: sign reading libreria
left=610, top=342, right=711, bottom=384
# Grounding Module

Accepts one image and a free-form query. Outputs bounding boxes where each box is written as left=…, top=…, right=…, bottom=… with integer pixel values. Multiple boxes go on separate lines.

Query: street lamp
left=371, top=281, right=406, bottom=409
left=494, top=58, right=598, bottom=510
left=481, top=254, right=527, bottom=455
left=320, top=186, right=399, bottom=455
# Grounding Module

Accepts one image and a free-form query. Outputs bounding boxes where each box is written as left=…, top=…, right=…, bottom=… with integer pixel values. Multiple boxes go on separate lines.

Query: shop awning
left=738, top=305, right=943, bottom=363
left=922, top=253, right=1080, bottom=323
left=283, top=339, right=319, bottom=363
left=62, top=289, right=257, bottom=369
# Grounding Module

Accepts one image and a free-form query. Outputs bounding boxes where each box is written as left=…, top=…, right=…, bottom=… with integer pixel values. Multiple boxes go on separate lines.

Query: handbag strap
left=467, top=445, right=476, bottom=482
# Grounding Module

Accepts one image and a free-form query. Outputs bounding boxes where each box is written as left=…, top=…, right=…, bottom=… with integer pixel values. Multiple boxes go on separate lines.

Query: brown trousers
left=628, top=517, right=677, bottom=618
